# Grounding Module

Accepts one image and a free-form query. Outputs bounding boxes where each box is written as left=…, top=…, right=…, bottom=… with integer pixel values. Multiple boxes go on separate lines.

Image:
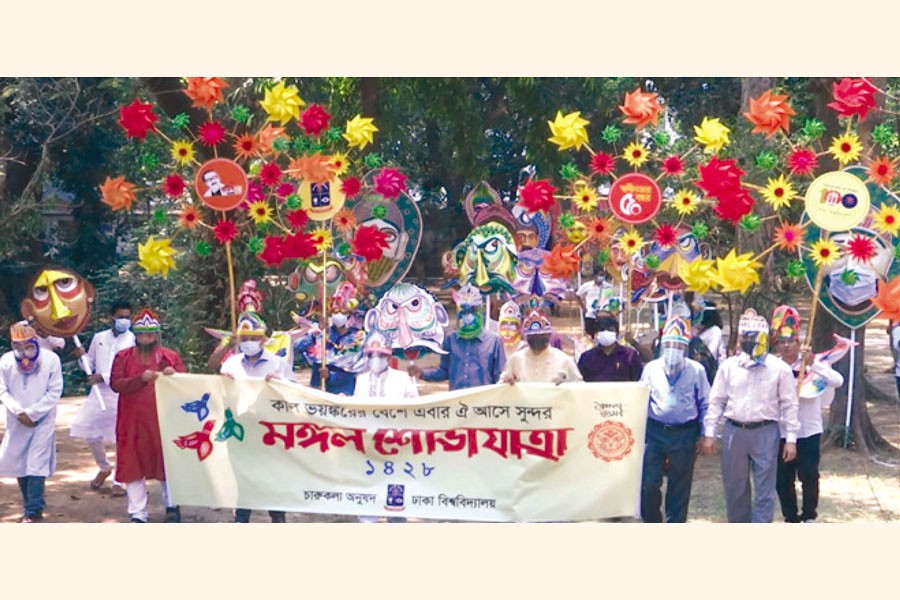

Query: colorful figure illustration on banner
left=173, top=421, right=216, bottom=461
left=215, top=409, right=245, bottom=442
left=181, top=393, right=211, bottom=421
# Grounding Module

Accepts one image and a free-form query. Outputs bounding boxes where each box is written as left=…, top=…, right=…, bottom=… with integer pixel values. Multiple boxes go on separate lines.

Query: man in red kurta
left=111, top=308, right=185, bottom=523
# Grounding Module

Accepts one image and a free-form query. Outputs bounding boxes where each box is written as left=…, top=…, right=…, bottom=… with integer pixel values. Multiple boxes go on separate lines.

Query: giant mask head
left=20, top=267, right=95, bottom=337
left=365, top=282, right=449, bottom=357
left=456, top=223, right=518, bottom=294
left=288, top=256, right=346, bottom=307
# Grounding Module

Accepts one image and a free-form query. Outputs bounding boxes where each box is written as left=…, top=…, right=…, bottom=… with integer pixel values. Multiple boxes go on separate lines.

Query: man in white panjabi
left=71, top=300, right=135, bottom=493
left=500, top=309, right=582, bottom=385
left=0, top=321, right=63, bottom=522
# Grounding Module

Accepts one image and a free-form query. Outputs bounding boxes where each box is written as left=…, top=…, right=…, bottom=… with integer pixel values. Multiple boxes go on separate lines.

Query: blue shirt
left=421, top=331, right=506, bottom=391
left=294, top=326, right=362, bottom=395
left=639, top=357, right=710, bottom=425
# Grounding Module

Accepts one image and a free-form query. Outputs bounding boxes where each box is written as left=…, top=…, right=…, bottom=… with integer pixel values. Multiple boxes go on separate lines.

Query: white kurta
left=70, top=328, right=135, bottom=442
left=354, top=368, right=419, bottom=399
left=501, top=347, right=583, bottom=384
left=0, top=350, right=63, bottom=477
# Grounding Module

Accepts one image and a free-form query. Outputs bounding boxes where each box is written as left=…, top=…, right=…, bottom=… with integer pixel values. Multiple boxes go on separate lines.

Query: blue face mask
left=114, top=318, right=132, bottom=334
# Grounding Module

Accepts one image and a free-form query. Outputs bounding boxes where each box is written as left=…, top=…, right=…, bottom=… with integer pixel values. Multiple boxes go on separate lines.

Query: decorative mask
left=20, top=267, right=95, bottom=337
left=351, top=192, right=422, bottom=296
left=512, top=248, right=568, bottom=300
left=452, top=284, right=484, bottom=339
left=10, top=321, right=40, bottom=374
left=288, top=256, right=346, bottom=306
left=498, top=300, right=522, bottom=348
left=456, top=223, right=518, bottom=294
left=649, top=228, right=704, bottom=290
left=365, top=282, right=449, bottom=357
left=738, top=308, right=769, bottom=363
left=237, top=279, right=264, bottom=313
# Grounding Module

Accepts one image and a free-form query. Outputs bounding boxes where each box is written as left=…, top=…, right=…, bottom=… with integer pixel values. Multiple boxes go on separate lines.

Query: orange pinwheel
left=288, top=153, right=335, bottom=184
left=256, top=124, right=287, bottom=156
left=99, top=176, right=137, bottom=211
left=541, top=244, right=579, bottom=279
left=873, top=275, right=900, bottom=322
left=744, top=89, right=796, bottom=136
left=619, top=88, right=661, bottom=129
left=184, top=77, right=229, bottom=110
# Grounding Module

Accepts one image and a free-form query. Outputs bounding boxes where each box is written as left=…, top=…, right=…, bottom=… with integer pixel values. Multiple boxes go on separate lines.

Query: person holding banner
left=500, top=310, right=581, bottom=385
left=577, top=312, right=642, bottom=382
left=700, top=309, right=799, bottom=523
left=221, top=310, right=296, bottom=523
left=771, top=305, right=843, bottom=523
left=110, top=309, right=185, bottom=523
left=0, top=321, right=63, bottom=522
left=294, top=297, right=363, bottom=395
left=639, top=316, right=710, bottom=523
left=70, top=300, right=135, bottom=494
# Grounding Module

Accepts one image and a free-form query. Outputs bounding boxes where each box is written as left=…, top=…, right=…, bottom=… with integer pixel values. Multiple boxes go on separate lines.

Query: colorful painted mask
left=513, top=248, right=568, bottom=300
left=738, top=309, right=769, bottom=363
left=498, top=300, right=522, bottom=348
left=365, top=282, right=449, bottom=357
left=452, top=284, right=484, bottom=339
left=456, top=223, right=518, bottom=294
left=10, top=321, right=40, bottom=374
left=20, top=267, right=95, bottom=337
left=288, top=256, right=346, bottom=306
left=351, top=192, right=422, bottom=296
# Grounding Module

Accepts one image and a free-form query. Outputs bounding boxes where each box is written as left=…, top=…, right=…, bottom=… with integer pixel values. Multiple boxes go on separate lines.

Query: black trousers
left=776, top=434, right=821, bottom=522
left=640, top=419, right=700, bottom=523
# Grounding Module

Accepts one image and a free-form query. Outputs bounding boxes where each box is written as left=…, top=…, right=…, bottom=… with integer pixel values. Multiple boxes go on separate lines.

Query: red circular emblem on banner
left=607, top=173, right=661, bottom=224
left=587, top=421, right=635, bottom=462
left=195, top=158, right=248, bottom=212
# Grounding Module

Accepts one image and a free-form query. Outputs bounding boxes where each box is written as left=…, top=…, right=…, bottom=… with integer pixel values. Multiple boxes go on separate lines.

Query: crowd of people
left=0, top=277, right=844, bottom=524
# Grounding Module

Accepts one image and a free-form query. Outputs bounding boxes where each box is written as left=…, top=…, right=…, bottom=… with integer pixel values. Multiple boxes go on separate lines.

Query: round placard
left=299, top=177, right=346, bottom=221
left=804, top=170, right=870, bottom=232
left=195, top=158, right=248, bottom=212
left=607, top=173, right=662, bottom=225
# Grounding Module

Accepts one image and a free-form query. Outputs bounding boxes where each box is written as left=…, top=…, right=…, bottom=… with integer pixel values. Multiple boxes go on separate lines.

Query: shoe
left=130, top=517, right=147, bottom=523
left=802, top=518, right=817, bottom=523
left=90, top=469, right=113, bottom=490
left=111, top=485, right=126, bottom=497
left=17, top=516, right=34, bottom=523
left=270, top=512, right=286, bottom=523
left=784, top=517, right=802, bottom=523
left=164, top=507, right=181, bottom=523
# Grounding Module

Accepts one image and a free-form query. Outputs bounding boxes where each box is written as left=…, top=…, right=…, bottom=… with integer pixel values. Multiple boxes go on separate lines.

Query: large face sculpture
left=288, top=257, right=346, bottom=306
left=649, top=228, right=704, bottom=290
left=20, top=267, right=95, bottom=337
left=456, top=223, right=518, bottom=294
left=351, top=193, right=422, bottom=295
left=512, top=248, right=568, bottom=300
left=365, top=283, right=449, bottom=356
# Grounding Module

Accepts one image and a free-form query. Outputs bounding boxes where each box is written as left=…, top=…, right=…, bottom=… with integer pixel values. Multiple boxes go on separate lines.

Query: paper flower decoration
left=260, top=81, right=305, bottom=125
left=653, top=224, right=678, bottom=247
left=678, top=257, right=716, bottom=294
left=138, top=237, right=177, bottom=278
left=712, top=250, right=761, bottom=294
left=541, top=244, right=579, bottom=279
left=590, top=152, right=616, bottom=175
left=872, top=275, right=900, bottom=321
left=671, top=189, right=701, bottom=216
left=99, top=176, right=136, bottom=211
left=330, top=152, right=350, bottom=176
left=800, top=119, right=826, bottom=139
left=257, top=125, right=287, bottom=156
left=232, top=134, right=257, bottom=161
left=547, top=111, right=590, bottom=151
left=284, top=232, right=321, bottom=260
left=258, top=235, right=286, bottom=266
left=170, top=140, right=195, bottom=166
left=198, top=121, right=226, bottom=146
left=162, top=174, right=187, bottom=198
left=373, top=167, right=408, bottom=199
left=351, top=224, right=390, bottom=260
left=872, top=123, right=898, bottom=147
left=785, top=260, right=806, bottom=279
left=617, top=230, right=645, bottom=255
left=341, top=176, right=362, bottom=198
left=829, top=133, right=863, bottom=166
left=756, top=151, right=778, bottom=170
left=259, top=162, right=283, bottom=187
left=740, top=214, right=761, bottom=233
left=622, top=142, right=650, bottom=168
left=247, top=201, right=272, bottom=225
left=572, top=185, right=599, bottom=212
left=867, top=156, right=898, bottom=186
left=693, top=117, right=731, bottom=153
left=213, top=220, right=238, bottom=245
left=343, top=115, right=379, bottom=149
left=661, top=155, right=684, bottom=177
left=299, top=104, right=332, bottom=136
left=333, top=208, right=357, bottom=233
left=809, top=238, right=841, bottom=268
left=619, top=88, right=661, bottom=129
left=691, top=221, right=710, bottom=240
left=311, top=227, right=332, bottom=251
left=184, top=77, right=228, bottom=110
left=178, top=205, right=201, bottom=229
left=761, top=174, right=797, bottom=210
left=827, top=77, right=877, bottom=120
left=289, top=153, right=333, bottom=184
left=518, top=178, right=557, bottom=213
left=275, top=182, right=296, bottom=198
left=286, top=208, right=309, bottom=230
left=118, top=99, right=158, bottom=140
left=773, top=222, right=805, bottom=252
left=874, top=204, right=900, bottom=236
left=744, top=89, right=796, bottom=136
left=714, top=189, right=754, bottom=224
left=588, top=217, right=613, bottom=242
left=696, top=157, right=744, bottom=198
left=846, top=233, right=877, bottom=263
left=787, top=148, right=819, bottom=177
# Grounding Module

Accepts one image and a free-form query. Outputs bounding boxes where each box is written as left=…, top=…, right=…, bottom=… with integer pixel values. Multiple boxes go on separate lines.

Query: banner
left=156, top=375, right=649, bottom=522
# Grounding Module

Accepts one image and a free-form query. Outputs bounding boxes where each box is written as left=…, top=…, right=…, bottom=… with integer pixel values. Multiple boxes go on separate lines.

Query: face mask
left=661, top=347, right=685, bottom=374
left=114, top=318, right=132, bottom=334
left=368, top=355, right=389, bottom=373
left=457, top=307, right=484, bottom=340
left=239, top=340, right=263, bottom=356
left=740, top=331, right=768, bottom=363
left=595, top=330, right=617, bottom=347
left=526, top=336, right=549, bottom=352
left=13, top=342, right=39, bottom=374
left=829, top=268, right=877, bottom=307
left=331, top=313, right=349, bottom=328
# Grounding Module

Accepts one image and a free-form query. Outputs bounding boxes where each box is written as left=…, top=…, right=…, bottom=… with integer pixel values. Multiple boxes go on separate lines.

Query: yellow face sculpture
left=20, top=268, right=95, bottom=337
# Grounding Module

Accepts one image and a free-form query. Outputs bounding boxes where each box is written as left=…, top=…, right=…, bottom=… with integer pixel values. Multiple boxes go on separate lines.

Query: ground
left=2, top=301, right=899, bottom=523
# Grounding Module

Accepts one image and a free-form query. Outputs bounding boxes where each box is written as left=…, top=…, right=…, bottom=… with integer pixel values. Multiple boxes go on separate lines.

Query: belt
left=726, top=418, right=776, bottom=430
left=648, top=418, right=698, bottom=431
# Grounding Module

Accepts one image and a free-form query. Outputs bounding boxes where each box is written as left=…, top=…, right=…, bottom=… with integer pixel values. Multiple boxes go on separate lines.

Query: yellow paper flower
left=138, top=236, right=177, bottom=278
left=677, top=257, right=716, bottom=294
left=809, top=238, right=841, bottom=268
left=874, top=204, right=900, bottom=236
left=671, top=189, right=700, bottom=216
left=829, top=133, right=863, bottom=166
left=170, top=140, right=195, bottom=166
left=693, top=117, right=731, bottom=154
left=711, top=249, right=761, bottom=294
left=260, top=81, right=305, bottom=125
left=247, top=201, right=272, bottom=225
left=617, top=230, right=645, bottom=255
left=547, top=111, right=590, bottom=151
left=330, top=152, right=350, bottom=176
left=761, top=174, right=797, bottom=210
left=571, top=185, right=599, bottom=212
left=311, top=227, right=332, bottom=251
left=343, top=115, right=379, bottom=149
left=622, top=142, right=650, bottom=168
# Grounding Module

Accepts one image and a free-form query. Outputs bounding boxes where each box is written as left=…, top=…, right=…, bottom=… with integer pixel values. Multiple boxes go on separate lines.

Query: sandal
left=90, top=469, right=113, bottom=490
left=111, top=485, right=126, bottom=497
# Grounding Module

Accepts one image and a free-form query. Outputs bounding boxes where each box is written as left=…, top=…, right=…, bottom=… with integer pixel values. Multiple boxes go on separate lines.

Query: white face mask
left=595, top=330, right=617, bottom=347
left=331, top=313, right=349, bottom=328
left=660, top=347, right=685, bottom=374
left=368, top=355, right=389, bottom=374
left=239, top=340, right=263, bottom=357
left=114, top=318, right=132, bottom=334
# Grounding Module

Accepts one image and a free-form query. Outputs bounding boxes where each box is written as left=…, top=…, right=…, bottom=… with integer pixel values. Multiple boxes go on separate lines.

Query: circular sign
left=195, top=158, right=248, bottom=212
left=804, top=170, right=870, bottom=232
left=299, top=177, right=346, bottom=221
left=607, top=173, right=662, bottom=224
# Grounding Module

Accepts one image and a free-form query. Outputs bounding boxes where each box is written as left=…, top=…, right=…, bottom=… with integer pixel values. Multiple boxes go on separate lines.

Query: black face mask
left=527, top=337, right=549, bottom=352
left=740, top=340, right=757, bottom=355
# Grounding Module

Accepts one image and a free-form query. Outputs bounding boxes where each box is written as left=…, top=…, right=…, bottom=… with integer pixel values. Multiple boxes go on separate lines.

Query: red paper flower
left=713, top=188, right=755, bottom=224
left=258, top=235, right=287, bottom=266
left=233, top=134, right=257, bottom=161
left=299, top=104, right=331, bottom=136
left=654, top=224, right=678, bottom=247
left=351, top=224, right=390, bottom=260
left=286, top=208, right=309, bottom=230
left=373, top=168, right=407, bottom=199
left=341, top=176, right=362, bottom=198
left=184, top=77, right=228, bottom=110
left=588, top=217, right=613, bottom=242
left=867, top=156, right=898, bottom=186
left=275, top=182, right=296, bottom=198
left=198, top=121, right=226, bottom=146
left=787, top=148, right=819, bottom=178
left=696, top=156, right=745, bottom=199
left=213, top=219, right=238, bottom=245
left=259, top=162, right=282, bottom=187
left=661, top=155, right=684, bottom=176
left=178, top=204, right=201, bottom=229
left=846, top=233, right=877, bottom=263
left=744, top=89, right=796, bottom=136
left=590, top=152, right=616, bottom=175
left=773, top=222, right=804, bottom=252
left=619, top=88, right=661, bottom=129
left=246, top=180, right=265, bottom=203
left=827, top=78, right=877, bottom=120
left=162, top=174, right=186, bottom=197
left=541, top=244, right=579, bottom=279
left=518, top=178, right=557, bottom=213
left=118, top=99, right=158, bottom=140
left=282, top=232, right=319, bottom=260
